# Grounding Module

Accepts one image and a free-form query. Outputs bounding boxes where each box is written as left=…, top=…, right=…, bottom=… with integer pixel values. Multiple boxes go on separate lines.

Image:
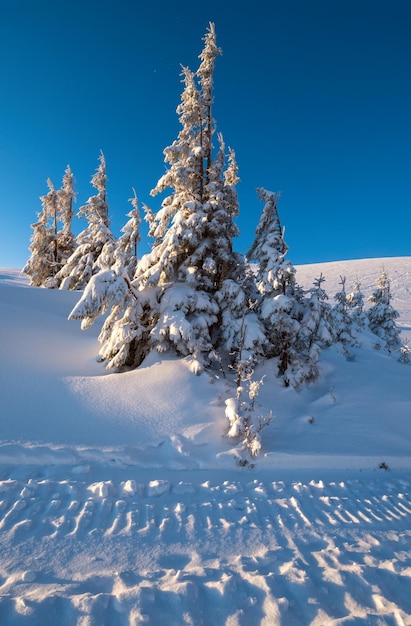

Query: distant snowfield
left=0, top=258, right=410, bottom=625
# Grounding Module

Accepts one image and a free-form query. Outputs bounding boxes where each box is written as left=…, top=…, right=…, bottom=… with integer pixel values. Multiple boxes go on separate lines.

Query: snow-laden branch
left=69, top=269, right=128, bottom=330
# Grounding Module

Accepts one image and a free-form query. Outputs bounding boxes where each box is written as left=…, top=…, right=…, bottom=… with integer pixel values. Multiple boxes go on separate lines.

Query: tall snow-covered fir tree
left=290, top=272, right=335, bottom=386
left=299, top=273, right=334, bottom=344
left=55, top=165, right=76, bottom=273
left=346, top=279, right=367, bottom=335
left=247, top=189, right=295, bottom=297
left=69, top=23, right=249, bottom=373
left=206, top=135, right=265, bottom=365
left=41, top=179, right=60, bottom=276
left=135, top=24, right=248, bottom=370
left=118, top=189, right=141, bottom=279
left=23, top=167, right=76, bottom=287
left=332, top=276, right=356, bottom=356
left=246, top=188, right=309, bottom=385
left=23, top=195, right=55, bottom=287
left=332, top=277, right=368, bottom=353
left=367, top=269, right=401, bottom=351
left=347, top=279, right=367, bottom=329
left=57, top=153, right=114, bottom=290
left=69, top=192, right=145, bottom=369
left=71, top=191, right=146, bottom=371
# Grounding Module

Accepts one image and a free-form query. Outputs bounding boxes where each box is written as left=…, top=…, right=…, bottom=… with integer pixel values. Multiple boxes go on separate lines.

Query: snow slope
left=0, top=258, right=410, bottom=625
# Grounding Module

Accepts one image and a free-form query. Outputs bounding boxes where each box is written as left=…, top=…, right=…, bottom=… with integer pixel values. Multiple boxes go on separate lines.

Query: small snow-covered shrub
left=398, top=339, right=411, bottom=364
left=225, top=371, right=272, bottom=459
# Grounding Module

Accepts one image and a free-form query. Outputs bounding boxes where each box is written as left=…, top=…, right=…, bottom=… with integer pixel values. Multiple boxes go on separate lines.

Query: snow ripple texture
left=0, top=469, right=410, bottom=625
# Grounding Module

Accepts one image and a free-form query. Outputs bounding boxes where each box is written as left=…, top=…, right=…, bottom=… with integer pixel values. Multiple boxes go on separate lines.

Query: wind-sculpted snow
left=0, top=259, right=411, bottom=623
left=0, top=467, right=410, bottom=624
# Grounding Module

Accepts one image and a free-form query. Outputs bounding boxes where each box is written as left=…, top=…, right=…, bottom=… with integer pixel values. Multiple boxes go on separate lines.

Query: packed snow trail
left=0, top=466, right=410, bottom=625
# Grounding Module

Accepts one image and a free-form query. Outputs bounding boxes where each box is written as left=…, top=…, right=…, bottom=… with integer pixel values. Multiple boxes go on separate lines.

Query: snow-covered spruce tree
left=295, top=273, right=334, bottom=385
left=367, top=269, right=401, bottom=351
left=333, top=275, right=372, bottom=356
left=300, top=274, right=334, bottom=345
left=134, top=65, right=219, bottom=371
left=346, top=279, right=367, bottom=333
left=118, top=189, right=141, bottom=278
left=212, top=138, right=266, bottom=366
left=246, top=188, right=309, bottom=386
left=24, top=168, right=76, bottom=287
left=40, top=179, right=60, bottom=276
left=68, top=196, right=149, bottom=369
left=70, top=24, right=251, bottom=373
left=43, top=165, right=77, bottom=288
left=132, top=23, right=250, bottom=372
left=247, top=189, right=295, bottom=296
left=54, top=165, right=76, bottom=273
left=23, top=195, right=55, bottom=287
left=332, top=276, right=356, bottom=356
left=57, top=153, right=114, bottom=290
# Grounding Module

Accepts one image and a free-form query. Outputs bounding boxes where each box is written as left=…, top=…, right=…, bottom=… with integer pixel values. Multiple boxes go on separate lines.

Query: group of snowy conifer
left=24, top=24, right=404, bottom=395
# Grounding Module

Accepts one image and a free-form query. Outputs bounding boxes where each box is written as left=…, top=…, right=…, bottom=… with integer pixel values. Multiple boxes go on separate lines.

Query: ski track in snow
left=0, top=467, right=410, bottom=625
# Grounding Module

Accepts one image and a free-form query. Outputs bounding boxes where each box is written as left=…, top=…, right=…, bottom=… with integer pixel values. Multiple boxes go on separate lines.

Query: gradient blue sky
left=1, top=0, right=410, bottom=268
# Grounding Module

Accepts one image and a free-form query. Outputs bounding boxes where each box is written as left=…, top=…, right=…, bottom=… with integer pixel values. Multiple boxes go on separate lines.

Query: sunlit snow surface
left=0, top=259, right=410, bottom=624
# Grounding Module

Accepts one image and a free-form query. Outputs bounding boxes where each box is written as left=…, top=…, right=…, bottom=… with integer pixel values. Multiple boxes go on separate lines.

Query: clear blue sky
left=1, top=0, right=410, bottom=268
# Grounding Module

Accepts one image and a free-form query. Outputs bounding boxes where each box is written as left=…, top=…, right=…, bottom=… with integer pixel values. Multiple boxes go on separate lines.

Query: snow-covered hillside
left=296, top=257, right=411, bottom=340
left=0, top=258, right=410, bottom=625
